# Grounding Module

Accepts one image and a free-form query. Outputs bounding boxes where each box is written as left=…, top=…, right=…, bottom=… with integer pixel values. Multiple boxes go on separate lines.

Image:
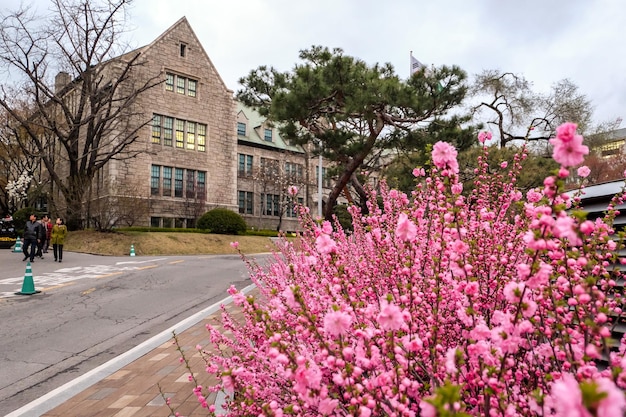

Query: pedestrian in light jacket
left=51, top=218, right=67, bottom=263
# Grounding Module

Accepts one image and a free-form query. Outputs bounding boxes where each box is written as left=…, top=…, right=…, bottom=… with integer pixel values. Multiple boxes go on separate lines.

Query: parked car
left=0, top=218, right=17, bottom=249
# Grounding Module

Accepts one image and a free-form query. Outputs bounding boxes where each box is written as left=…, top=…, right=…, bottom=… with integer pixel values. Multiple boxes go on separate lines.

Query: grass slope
left=64, top=230, right=278, bottom=256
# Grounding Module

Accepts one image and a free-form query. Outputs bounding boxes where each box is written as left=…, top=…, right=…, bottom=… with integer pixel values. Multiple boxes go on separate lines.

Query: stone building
left=51, top=17, right=237, bottom=229
left=236, top=102, right=332, bottom=232
left=51, top=17, right=331, bottom=231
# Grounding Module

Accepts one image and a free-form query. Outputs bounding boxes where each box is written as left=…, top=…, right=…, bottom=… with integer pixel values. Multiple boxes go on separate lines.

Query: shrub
left=177, top=124, right=626, bottom=417
left=197, top=208, right=247, bottom=235
left=333, top=204, right=353, bottom=232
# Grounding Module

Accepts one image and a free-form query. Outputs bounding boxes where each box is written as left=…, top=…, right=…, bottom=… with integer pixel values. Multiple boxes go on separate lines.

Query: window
left=152, top=113, right=205, bottom=151
left=152, top=115, right=162, bottom=144
left=151, top=165, right=160, bottom=196
left=285, top=162, right=303, bottom=179
left=187, top=79, right=197, bottom=97
left=175, top=168, right=183, bottom=197
left=176, top=119, right=184, bottom=148
left=186, top=122, right=196, bottom=150
left=286, top=197, right=304, bottom=218
left=262, top=193, right=280, bottom=216
left=163, top=167, right=172, bottom=196
left=177, top=77, right=185, bottom=94
left=151, top=217, right=161, bottom=228
left=164, top=116, right=173, bottom=146
left=238, top=191, right=253, bottom=214
left=186, top=170, right=195, bottom=198
left=165, top=73, right=174, bottom=91
left=166, top=72, right=198, bottom=97
left=317, top=166, right=332, bottom=188
left=175, top=218, right=184, bottom=228
left=197, top=172, right=206, bottom=200
left=238, top=154, right=253, bottom=176
left=180, top=43, right=187, bottom=57
left=264, top=128, right=273, bottom=142
left=197, top=124, right=206, bottom=152
left=261, top=157, right=278, bottom=176
left=237, top=122, right=247, bottom=136
left=162, top=218, right=173, bottom=228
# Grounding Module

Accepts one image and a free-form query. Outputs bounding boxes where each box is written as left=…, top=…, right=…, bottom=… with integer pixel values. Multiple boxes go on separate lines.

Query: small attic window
left=237, top=122, right=246, bottom=136
left=180, top=43, right=187, bottom=57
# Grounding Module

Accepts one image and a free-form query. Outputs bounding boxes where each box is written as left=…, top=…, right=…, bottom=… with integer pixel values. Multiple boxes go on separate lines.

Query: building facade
left=51, top=17, right=332, bottom=231
left=235, top=102, right=333, bottom=232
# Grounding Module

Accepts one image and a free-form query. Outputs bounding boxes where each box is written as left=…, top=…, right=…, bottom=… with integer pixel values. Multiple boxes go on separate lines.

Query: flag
left=410, top=53, right=424, bottom=75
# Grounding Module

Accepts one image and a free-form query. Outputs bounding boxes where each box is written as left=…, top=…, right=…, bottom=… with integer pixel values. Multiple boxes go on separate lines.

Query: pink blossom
left=288, top=185, right=299, bottom=196
left=596, top=377, right=626, bottom=417
left=553, top=215, right=581, bottom=245
left=222, top=375, right=235, bottom=392
left=465, top=281, right=479, bottom=295
left=323, top=310, right=352, bottom=337
left=550, top=131, right=589, bottom=167
left=318, top=398, right=339, bottom=415
left=549, top=373, right=591, bottom=417
left=451, top=183, right=463, bottom=194
left=556, top=122, right=578, bottom=142
left=294, top=361, right=322, bottom=393
left=446, top=347, right=458, bottom=374
left=377, top=301, right=404, bottom=330
left=359, top=406, right=372, bottom=417
left=420, top=400, right=437, bottom=417
left=432, top=141, right=459, bottom=173
left=503, top=281, right=525, bottom=303
left=315, top=234, right=337, bottom=254
left=500, top=161, right=508, bottom=169
left=478, top=131, right=492, bottom=144
left=412, top=167, right=426, bottom=177
left=321, top=221, right=333, bottom=234
left=396, top=212, right=417, bottom=241
left=526, top=189, right=542, bottom=203
left=190, top=133, right=626, bottom=416
left=577, top=165, right=591, bottom=178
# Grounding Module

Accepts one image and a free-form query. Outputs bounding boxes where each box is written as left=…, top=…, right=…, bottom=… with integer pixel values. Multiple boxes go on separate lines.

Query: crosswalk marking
left=0, top=261, right=162, bottom=299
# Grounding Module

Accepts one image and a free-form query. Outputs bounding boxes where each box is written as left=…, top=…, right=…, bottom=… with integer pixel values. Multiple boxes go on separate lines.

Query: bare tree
left=470, top=70, right=593, bottom=148
left=90, top=180, right=149, bottom=231
left=253, top=154, right=306, bottom=231
left=0, top=0, right=162, bottom=229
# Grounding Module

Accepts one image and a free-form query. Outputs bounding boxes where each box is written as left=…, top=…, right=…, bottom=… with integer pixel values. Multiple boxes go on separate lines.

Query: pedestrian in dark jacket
left=23, top=213, right=42, bottom=262
left=35, top=217, right=47, bottom=259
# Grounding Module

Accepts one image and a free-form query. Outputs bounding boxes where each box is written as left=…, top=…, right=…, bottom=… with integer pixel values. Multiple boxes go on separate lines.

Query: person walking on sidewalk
left=35, top=216, right=47, bottom=259
left=42, top=215, right=53, bottom=253
left=51, top=217, right=67, bottom=262
left=22, top=213, right=42, bottom=262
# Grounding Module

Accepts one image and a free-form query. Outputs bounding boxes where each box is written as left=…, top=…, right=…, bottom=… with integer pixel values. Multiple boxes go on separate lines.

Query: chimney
left=55, top=72, right=71, bottom=93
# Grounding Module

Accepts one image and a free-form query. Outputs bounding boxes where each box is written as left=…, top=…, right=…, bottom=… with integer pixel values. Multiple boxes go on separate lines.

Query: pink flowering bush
left=192, top=123, right=625, bottom=416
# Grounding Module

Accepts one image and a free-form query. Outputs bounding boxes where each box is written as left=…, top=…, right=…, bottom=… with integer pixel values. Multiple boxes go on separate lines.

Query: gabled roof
left=236, top=102, right=304, bottom=154
left=139, top=16, right=232, bottom=93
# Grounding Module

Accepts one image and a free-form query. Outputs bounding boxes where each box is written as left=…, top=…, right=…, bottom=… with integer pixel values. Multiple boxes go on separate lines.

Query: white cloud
left=3, top=0, right=626, bottom=127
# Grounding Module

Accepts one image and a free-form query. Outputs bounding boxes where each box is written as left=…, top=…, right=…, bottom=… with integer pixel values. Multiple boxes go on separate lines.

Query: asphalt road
left=0, top=248, right=262, bottom=416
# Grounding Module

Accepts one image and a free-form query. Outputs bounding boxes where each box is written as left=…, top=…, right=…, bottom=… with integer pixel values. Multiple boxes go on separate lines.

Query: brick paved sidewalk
left=11, top=285, right=257, bottom=417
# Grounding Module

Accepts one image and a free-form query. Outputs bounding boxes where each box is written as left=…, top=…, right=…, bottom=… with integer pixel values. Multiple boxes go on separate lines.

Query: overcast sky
left=4, top=0, right=626, bottom=129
